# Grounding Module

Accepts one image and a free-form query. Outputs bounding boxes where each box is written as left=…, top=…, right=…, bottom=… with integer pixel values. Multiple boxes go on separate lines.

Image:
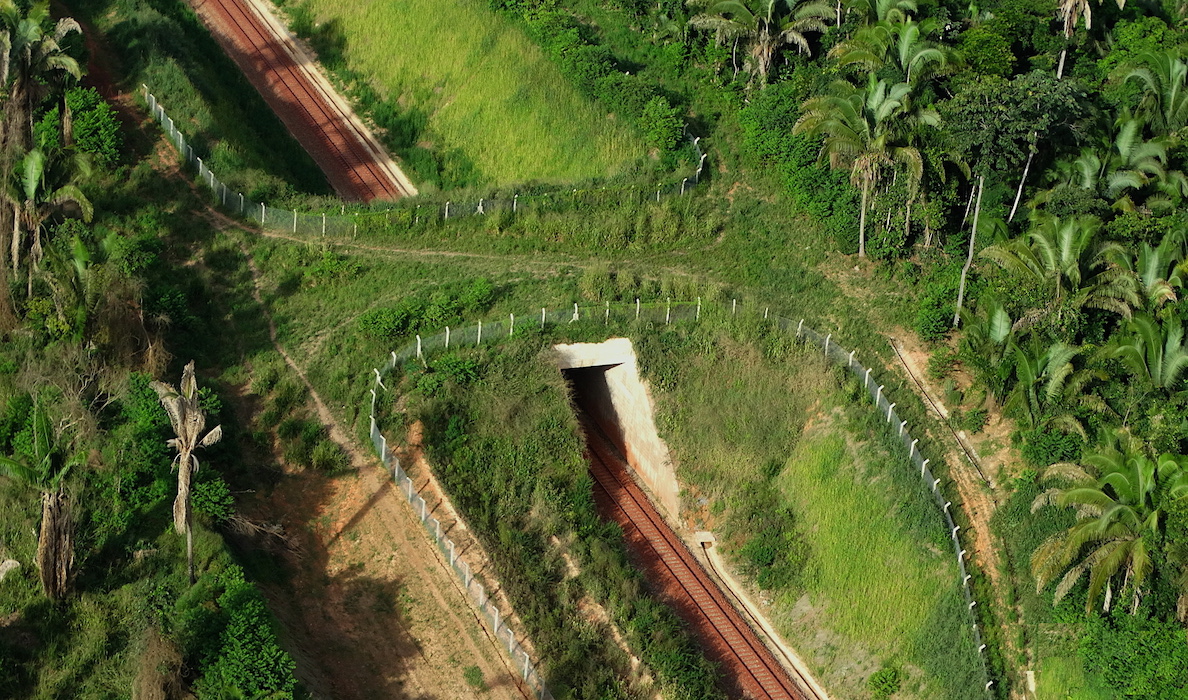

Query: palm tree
left=828, top=17, right=952, bottom=84
left=0, top=397, right=80, bottom=600
left=1111, top=230, right=1186, bottom=310
left=1032, top=435, right=1188, bottom=613
left=8, top=146, right=92, bottom=294
left=152, top=362, right=222, bottom=584
left=843, top=0, right=916, bottom=25
left=689, top=0, right=833, bottom=83
left=958, top=298, right=1016, bottom=400
left=980, top=214, right=1138, bottom=331
left=1124, top=51, right=1188, bottom=138
left=1066, top=114, right=1181, bottom=211
left=1113, top=314, right=1188, bottom=392
left=1055, top=0, right=1092, bottom=80
left=1005, top=339, right=1108, bottom=439
left=794, top=75, right=937, bottom=257
left=0, top=1, right=82, bottom=152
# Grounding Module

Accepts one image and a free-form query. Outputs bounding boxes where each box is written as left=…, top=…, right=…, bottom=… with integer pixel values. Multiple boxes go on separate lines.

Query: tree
left=1055, top=0, right=1092, bottom=79
left=7, top=146, right=92, bottom=295
left=0, top=397, right=80, bottom=600
left=1111, top=230, right=1186, bottom=310
left=152, top=362, right=222, bottom=584
left=689, top=0, right=833, bottom=83
left=828, top=17, right=953, bottom=84
left=980, top=214, right=1138, bottom=332
left=1124, top=50, right=1188, bottom=139
left=1032, top=435, right=1188, bottom=613
left=1004, top=339, right=1107, bottom=439
left=1064, top=114, right=1182, bottom=211
left=795, top=75, right=937, bottom=257
left=1113, top=314, right=1188, bottom=392
left=843, top=0, right=916, bottom=25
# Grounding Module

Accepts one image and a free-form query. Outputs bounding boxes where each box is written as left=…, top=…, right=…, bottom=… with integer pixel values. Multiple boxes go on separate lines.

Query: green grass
left=297, top=0, right=646, bottom=186
left=638, top=326, right=984, bottom=699
left=1035, top=655, right=1115, bottom=700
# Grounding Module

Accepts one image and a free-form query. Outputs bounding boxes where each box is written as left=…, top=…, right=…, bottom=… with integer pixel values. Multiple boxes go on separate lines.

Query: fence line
left=142, top=87, right=707, bottom=239
left=368, top=301, right=996, bottom=697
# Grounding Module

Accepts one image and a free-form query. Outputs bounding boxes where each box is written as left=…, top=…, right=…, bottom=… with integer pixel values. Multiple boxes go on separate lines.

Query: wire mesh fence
left=369, top=300, right=996, bottom=697
left=143, top=86, right=707, bottom=240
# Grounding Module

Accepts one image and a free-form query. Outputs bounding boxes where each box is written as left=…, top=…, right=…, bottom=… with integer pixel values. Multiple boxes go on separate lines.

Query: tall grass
left=297, top=0, right=646, bottom=186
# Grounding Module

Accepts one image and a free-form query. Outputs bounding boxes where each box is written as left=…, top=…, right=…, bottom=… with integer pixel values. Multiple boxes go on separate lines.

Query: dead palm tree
left=152, top=362, right=222, bottom=584
left=0, top=397, right=81, bottom=600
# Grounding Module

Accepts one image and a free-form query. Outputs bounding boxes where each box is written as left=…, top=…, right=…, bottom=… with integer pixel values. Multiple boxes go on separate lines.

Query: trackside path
left=190, top=0, right=416, bottom=201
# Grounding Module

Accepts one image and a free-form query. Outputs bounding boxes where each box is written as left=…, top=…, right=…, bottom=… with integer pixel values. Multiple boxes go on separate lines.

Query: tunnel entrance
left=559, top=344, right=808, bottom=700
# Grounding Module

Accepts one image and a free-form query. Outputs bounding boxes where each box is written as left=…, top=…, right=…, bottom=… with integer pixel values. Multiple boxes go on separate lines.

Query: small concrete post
left=477, top=321, right=482, bottom=345
left=477, top=198, right=485, bottom=215
left=910, top=438, right=918, bottom=457
left=960, top=550, right=967, bottom=559
left=876, top=384, right=885, bottom=404
left=493, top=607, right=501, bottom=634
left=887, top=402, right=896, bottom=423
left=824, top=333, right=831, bottom=358
left=900, top=420, right=907, bottom=436
left=848, top=350, right=855, bottom=368
left=509, top=313, right=515, bottom=336
left=436, top=519, right=442, bottom=542
left=964, top=575, right=971, bottom=584
left=522, top=650, right=531, bottom=680
left=464, top=560, right=471, bottom=588
left=696, top=297, right=701, bottom=320
left=953, top=525, right=960, bottom=537
left=970, top=601, right=977, bottom=609
left=353, top=222, right=357, bottom=238
left=605, top=301, right=610, bottom=325
left=934, top=479, right=942, bottom=491
left=341, top=204, right=345, bottom=215
left=445, top=201, right=451, bottom=219
left=420, top=497, right=427, bottom=522
left=572, top=303, right=579, bottom=323
left=513, top=194, right=518, bottom=212
left=293, top=210, right=298, bottom=233
left=240, top=193, right=245, bottom=214
left=764, top=307, right=769, bottom=319
left=636, top=298, right=640, bottom=319
left=656, top=189, right=661, bottom=202
left=732, top=299, right=737, bottom=316
left=322, top=213, right=327, bottom=236
left=922, top=458, right=930, bottom=477
left=666, top=298, right=671, bottom=324
left=541, top=307, right=546, bottom=329
left=864, top=367, right=872, bottom=388
left=261, top=203, right=266, bottom=223
left=449, top=540, right=456, bottom=567
left=944, top=501, right=951, bottom=512
left=681, top=177, right=687, bottom=195
left=797, top=319, right=804, bottom=337
left=416, top=335, right=422, bottom=359
left=445, top=327, right=450, bottom=349
left=406, top=477, right=413, bottom=499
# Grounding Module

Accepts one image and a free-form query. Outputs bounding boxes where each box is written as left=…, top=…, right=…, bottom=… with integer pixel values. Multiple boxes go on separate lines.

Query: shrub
left=868, top=665, right=903, bottom=698
left=193, top=476, right=235, bottom=522
left=1019, top=428, right=1082, bottom=467
left=34, top=87, right=124, bottom=167
left=639, top=96, right=683, bottom=153
left=310, top=440, right=348, bottom=472
left=959, top=407, right=989, bottom=434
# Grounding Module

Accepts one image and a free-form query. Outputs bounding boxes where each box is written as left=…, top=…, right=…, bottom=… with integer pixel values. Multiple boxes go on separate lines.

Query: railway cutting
left=190, top=0, right=416, bottom=201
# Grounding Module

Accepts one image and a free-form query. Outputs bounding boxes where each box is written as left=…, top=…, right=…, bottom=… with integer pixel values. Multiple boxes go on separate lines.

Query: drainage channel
left=567, top=368, right=809, bottom=700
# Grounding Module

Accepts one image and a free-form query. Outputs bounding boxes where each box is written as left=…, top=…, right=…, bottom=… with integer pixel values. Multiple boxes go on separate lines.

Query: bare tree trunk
left=186, top=509, right=195, bottom=585
left=37, top=488, right=73, bottom=600
left=732, top=38, right=739, bottom=79
left=954, top=175, right=985, bottom=327
left=961, top=184, right=976, bottom=226
left=905, top=198, right=913, bottom=245
left=858, top=181, right=868, bottom=258
left=1009, top=147, right=1036, bottom=222
left=836, top=0, right=842, bottom=27
left=1057, top=48, right=1068, bottom=79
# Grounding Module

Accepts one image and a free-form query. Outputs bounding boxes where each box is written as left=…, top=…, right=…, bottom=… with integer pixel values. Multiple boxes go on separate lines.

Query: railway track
left=577, top=408, right=809, bottom=700
left=192, top=0, right=411, bottom=201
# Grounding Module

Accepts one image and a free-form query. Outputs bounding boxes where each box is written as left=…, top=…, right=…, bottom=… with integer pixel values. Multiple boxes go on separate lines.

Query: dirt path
left=231, top=239, right=533, bottom=699
left=188, top=0, right=414, bottom=201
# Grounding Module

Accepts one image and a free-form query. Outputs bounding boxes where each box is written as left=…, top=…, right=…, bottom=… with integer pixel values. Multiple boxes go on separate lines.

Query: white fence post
left=477, top=321, right=482, bottom=345
left=541, top=307, right=546, bottom=329
left=635, top=298, right=640, bottom=319
left=509, top=313, right=515, bottom=336
left=665, top=298, right=671, bottom=324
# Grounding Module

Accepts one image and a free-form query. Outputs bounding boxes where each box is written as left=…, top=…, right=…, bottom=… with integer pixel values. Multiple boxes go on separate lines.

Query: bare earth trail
left=233, top=239, right=532, bottom=700
left=188, top=0, right=416, bottom=201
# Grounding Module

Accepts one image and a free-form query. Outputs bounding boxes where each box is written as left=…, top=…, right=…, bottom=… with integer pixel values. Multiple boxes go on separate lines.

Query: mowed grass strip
left=303, top=0, right=646, bottom=185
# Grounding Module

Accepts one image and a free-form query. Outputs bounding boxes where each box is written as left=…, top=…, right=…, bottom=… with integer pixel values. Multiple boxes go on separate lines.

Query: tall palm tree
left=1032, top=435, right=1188, bottom=613
left=1113, top=314, right=1188, bottom=392
left=1111, top=230, right=1186, bottom=310
left=1124, top=51, right=1188, bottom=138
left=689, top=0, right=833, bottom=83
left=1055, top=0, right=1092, bottom=80
left=0, top=1, right=82, bottom=153
left=8, top=146, right=92, bottom=294
left=794, top=75, right=937, bottom=257
left=152, top=362, right=222, bottom=584
left=828, top=17, right=952, bottom=84
left=0, top=397, right=80, bottom=600
left=1066, top=114, right=1181, bottom=211
left=980, top=214, right=1138, bottom=331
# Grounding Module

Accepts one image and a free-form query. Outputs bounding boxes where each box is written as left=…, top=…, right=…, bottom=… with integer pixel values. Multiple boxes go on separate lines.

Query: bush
left=868, top=665, right=903, bottom=698
left=639, top=96, right=683, bottom=153
left=1019, top=428, right=1082, bottom=467
left=34, top=87, right=124, bottom=167
left=1081, top=609, right=1188, bottom=698
left=192, top=476, right=235, bottom=522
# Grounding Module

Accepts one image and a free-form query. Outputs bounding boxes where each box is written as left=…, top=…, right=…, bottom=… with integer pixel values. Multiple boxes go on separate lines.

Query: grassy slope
left=637, top=328, right=983, bottom=699
left=300, top=0, right=645, bottom=186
